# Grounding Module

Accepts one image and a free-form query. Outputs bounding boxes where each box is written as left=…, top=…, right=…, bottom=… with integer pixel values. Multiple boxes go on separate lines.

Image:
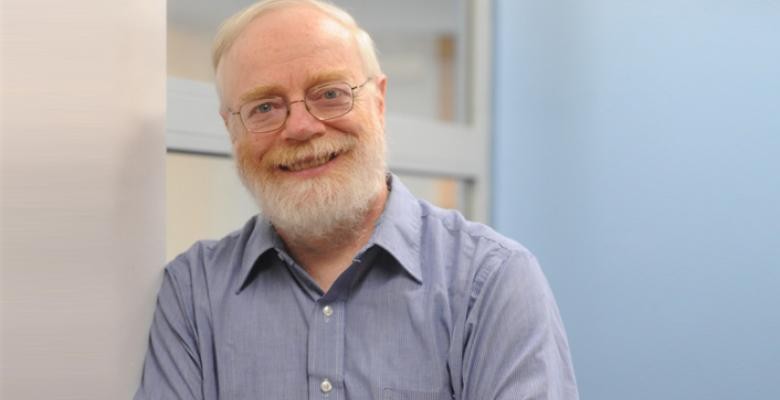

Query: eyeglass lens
left=239, top=81, right=356, bottom=133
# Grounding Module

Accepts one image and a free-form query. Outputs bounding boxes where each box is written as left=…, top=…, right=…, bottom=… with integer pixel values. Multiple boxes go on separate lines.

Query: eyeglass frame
left=228, top=76, right=375, bottom=134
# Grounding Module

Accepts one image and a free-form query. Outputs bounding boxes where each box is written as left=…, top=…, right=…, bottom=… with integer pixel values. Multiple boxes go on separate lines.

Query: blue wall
left=492, top=1, right=780, bottom=399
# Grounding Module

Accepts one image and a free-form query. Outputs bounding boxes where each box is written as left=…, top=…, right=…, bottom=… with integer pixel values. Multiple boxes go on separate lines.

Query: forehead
left=219, top=6, right=363, bottom=103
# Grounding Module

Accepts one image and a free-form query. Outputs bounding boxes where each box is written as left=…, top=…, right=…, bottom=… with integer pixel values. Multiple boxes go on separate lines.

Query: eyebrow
left=238, top=84, right=285, bottom=103
left=237, top=70, right=355, bottom=104
left=304, top=70, right=353, bottom=88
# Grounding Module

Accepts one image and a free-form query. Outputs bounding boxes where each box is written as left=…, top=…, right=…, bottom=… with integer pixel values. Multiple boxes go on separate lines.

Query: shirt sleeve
left=135, top=265, right=204, bottom=400
left=461, top=249, right=579, bottom=400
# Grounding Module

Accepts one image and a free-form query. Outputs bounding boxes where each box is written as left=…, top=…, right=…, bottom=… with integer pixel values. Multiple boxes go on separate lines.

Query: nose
left=281, top=99, right=325, bottom=142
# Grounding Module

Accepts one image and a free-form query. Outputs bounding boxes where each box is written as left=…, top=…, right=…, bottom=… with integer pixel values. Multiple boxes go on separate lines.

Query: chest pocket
left=382, top=388, right=453, bottom=400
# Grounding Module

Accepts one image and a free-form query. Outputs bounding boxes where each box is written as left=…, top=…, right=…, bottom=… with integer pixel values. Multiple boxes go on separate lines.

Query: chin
left=236, top=132, right=387, bottom=241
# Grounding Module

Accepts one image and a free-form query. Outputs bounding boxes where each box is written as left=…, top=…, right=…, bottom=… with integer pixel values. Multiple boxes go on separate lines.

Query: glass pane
left=166, top=152, right=257, bottom=261
left=393, top=172, right=473, bottom=218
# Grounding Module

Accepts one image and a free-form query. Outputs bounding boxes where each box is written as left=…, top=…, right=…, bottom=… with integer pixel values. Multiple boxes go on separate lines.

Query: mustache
left=261, top=135, right=358, bottom=169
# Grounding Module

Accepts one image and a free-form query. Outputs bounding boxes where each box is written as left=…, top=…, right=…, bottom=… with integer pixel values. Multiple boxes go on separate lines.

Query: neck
left=277, top=184, right=388, bottom=292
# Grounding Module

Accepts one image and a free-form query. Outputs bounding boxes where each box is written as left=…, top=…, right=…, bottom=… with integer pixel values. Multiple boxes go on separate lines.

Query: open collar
left=234, top=217, right=281, bottom=294
left=235, top=174, right=424, bottom=294
left=369, top=174, right=423, bottom=283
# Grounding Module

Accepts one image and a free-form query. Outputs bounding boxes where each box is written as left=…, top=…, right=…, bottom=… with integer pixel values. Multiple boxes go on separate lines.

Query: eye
left=310, top=83, right=351, bottom=102
left=252, top=101, right=274, bottom=114
left=323, top=88, right=342, bottom=100
left=243, top=97, right=284, bottom=119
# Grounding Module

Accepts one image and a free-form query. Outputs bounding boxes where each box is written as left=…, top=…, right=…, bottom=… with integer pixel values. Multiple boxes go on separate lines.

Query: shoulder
left=417, top=200, right=545, bottom=304
left=163, top=216, right=261, bottom=292
left=419, top=200, right=533, bottom=267
left=420, top=208, right=579, bottom=399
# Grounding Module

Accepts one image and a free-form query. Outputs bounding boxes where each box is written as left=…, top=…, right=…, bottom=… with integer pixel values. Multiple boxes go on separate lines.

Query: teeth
left=283, top=152, right=338, bottom=172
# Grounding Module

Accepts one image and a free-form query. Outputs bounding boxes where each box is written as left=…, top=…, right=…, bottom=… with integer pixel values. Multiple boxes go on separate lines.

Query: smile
left=278, top=150, right=341, bottom=172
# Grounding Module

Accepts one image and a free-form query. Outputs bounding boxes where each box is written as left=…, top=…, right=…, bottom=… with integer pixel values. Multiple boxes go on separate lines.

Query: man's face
left=217, top=6, right=388, bottom=240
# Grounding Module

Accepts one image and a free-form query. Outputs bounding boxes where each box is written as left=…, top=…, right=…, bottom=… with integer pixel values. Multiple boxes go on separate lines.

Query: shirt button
left=322, top=305, right=334, bottom=317
left=320, top=378, right=333, bottom=393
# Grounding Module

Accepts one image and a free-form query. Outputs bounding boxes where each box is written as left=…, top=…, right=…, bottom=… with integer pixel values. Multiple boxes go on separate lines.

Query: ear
left=374, top=74, right=388, bottom=127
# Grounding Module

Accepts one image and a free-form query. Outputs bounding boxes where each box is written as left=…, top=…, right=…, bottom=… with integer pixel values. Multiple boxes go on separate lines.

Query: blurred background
left=2, top=0, right=778, bottom=399
left=493, top=2, right=779, bottom=399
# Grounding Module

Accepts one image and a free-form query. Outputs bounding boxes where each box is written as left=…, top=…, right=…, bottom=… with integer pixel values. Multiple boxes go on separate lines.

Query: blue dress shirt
left=135, top=176, right=579, bottom=400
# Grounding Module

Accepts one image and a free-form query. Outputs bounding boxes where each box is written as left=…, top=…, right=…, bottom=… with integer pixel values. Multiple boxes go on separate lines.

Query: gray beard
left=255, top=170, right=384, bottom=243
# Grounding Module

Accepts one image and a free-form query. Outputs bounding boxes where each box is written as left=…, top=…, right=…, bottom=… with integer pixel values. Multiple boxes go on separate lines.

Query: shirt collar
left=235, top=217, right=280, bottom=294
left=369, top=174, right=423, bottom=283
left=235, top=174, right=423, bottom=293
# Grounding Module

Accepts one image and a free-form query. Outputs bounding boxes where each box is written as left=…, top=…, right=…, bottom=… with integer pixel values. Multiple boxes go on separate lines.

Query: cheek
left=235, top=136, right=274, bottom=165
left=334, top=107, right=379, bottom=137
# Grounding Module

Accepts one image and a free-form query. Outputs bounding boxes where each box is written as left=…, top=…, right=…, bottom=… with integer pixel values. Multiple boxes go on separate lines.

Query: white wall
left=1, top=1, right=165, bottom=398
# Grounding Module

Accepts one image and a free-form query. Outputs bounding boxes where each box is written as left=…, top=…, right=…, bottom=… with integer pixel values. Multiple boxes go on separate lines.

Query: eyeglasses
left=230, top=77, right=374, bottom=134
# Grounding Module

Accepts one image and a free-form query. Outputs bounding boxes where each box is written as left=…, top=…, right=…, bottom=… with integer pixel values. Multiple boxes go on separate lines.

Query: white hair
left=212, top=0, right=381, bottom=79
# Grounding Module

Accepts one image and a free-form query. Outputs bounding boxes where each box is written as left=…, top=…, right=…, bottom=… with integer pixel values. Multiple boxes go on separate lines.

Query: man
left=136, top=0, right=578, bottom=399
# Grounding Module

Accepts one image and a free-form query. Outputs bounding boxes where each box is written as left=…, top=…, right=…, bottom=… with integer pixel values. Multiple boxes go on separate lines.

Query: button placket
left=308, top=300, right=344, bottom=399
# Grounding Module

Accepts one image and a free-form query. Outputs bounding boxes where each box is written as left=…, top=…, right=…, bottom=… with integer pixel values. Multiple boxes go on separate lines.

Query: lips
left=278, top=150, right=341, bottom=172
